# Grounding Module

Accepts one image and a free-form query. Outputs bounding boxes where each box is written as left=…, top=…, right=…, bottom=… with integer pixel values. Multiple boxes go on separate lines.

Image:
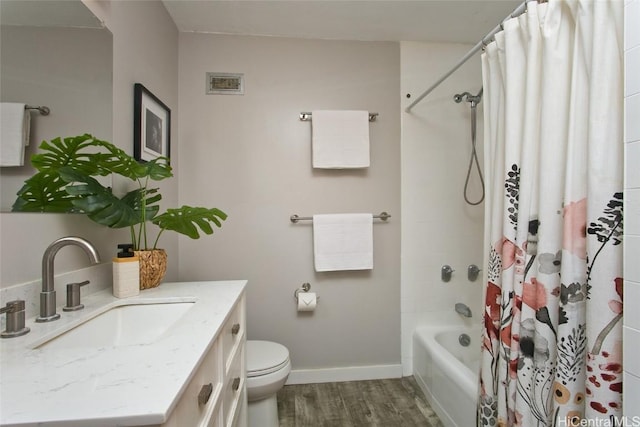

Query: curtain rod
left=405, top=0, right=530, bottom=113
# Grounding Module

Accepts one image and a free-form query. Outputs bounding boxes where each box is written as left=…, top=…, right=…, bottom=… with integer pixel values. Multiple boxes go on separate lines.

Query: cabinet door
left=223, top=344, right=245, bottom=427
left=163, top=292, right=246, bottom=427
left=162, top=341, right=222, bottom=427
left=222, top=296, right=245, bottom=373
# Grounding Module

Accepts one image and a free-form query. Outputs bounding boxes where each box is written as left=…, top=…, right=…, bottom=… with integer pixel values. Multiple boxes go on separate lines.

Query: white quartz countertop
left=0, top=280, right=247, bottom=427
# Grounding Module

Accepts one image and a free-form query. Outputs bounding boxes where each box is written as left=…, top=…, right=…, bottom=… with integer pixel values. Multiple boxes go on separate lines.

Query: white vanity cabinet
left=0, top=281, right=247, bottom=427
left=162, top=294, right=246, bottom=427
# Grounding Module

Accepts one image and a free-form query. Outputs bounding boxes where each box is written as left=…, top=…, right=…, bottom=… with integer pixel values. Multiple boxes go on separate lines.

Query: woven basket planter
left=135, top=249, right=167, bottom=290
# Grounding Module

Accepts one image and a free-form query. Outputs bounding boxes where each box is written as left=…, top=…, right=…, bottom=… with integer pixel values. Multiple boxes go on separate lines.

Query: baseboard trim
left=285, top=364, right=403, bottom=385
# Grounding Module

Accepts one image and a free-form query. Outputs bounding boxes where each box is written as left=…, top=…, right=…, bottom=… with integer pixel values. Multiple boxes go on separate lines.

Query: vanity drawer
left=163, top=340, right=222, bottom=427
left=222, top=295, right=245, bottom=371
left=223, top=344, right=246, bottom=427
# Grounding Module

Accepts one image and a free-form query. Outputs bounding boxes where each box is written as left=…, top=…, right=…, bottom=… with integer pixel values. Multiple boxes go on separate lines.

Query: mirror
left=0, top=0, right=113, bottom=211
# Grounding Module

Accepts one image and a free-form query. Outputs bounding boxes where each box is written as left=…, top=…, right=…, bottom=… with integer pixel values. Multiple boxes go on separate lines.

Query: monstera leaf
left=31, top=134, right=116, bottom=177
left=30, top=134, right=173, bottom=180
left=12, top=170, right=77, bottom=212
left=100, top=143, right=172, bottom=181
left=152, top=206, right=227, bottom=240
left=13, top=134, right=110, bottom=212
left=59, top=168, right=160, bottom=229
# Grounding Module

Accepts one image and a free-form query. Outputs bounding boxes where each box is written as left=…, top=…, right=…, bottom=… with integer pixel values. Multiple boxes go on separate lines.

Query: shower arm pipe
left=404, top=0, right=530, bottom=113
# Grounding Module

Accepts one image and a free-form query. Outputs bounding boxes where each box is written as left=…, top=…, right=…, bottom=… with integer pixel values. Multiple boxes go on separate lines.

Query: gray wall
left=177, top=34, right=402, bottom=373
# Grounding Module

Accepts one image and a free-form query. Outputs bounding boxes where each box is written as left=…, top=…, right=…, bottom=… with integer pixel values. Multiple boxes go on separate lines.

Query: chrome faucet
left=36, top=236, right=101, bottom=323
left=455, top=302, right=472, bottom=318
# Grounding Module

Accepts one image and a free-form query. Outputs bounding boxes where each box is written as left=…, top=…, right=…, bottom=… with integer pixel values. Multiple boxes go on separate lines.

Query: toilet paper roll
left=297, top=292, right=317, bottom=312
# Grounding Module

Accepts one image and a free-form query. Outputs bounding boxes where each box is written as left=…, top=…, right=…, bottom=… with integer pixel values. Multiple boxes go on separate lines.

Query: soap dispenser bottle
left=113, top=243, right=140, bottom=298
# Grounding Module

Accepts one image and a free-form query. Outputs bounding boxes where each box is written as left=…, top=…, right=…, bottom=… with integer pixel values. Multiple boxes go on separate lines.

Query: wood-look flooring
left=277, top=376, right=443, bottom=427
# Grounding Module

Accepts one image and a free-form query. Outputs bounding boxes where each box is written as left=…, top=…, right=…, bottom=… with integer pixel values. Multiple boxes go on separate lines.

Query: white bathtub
left=413, top=322, right=481, bottom=427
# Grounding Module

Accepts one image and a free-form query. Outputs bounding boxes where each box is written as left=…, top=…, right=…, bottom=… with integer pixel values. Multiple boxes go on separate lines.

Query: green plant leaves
left=13, top=134, right=172, bottom=213
left=12, top=171, right=76, bottom=212
left=60, top=167, right=159, bottom=228
left=152, top=206, right=227, bottom=240
left=13, top=134, right=226, bottom=249
left=31, top=134, right=110, bottom=176
left=100, top=145, right=172, bottom=181
left=13, top=134, right=108, bottom=212
left=138, top=157, right=173, bottom=181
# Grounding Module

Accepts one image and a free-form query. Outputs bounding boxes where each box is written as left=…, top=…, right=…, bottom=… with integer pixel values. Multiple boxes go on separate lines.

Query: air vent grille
left=206, top=72, right=244, bottom=95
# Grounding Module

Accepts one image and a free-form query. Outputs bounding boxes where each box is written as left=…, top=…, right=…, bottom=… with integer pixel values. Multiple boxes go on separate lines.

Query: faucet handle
left=1, top=300, right=30, bottom=338
left=0, top=300, right=23, bottom=315
left=63, top=280, right=90, bottom=312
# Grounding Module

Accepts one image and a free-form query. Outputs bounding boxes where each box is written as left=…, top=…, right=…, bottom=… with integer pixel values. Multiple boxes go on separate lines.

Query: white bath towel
left=311, top=110, right=370, bottom=168
left=0, top=103, right=30, bottom=167
left=313, top=213, right=373, bottom=272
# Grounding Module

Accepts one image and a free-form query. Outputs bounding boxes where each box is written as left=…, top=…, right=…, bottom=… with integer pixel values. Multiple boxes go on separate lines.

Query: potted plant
left=13, top=134, right=227, bottom=288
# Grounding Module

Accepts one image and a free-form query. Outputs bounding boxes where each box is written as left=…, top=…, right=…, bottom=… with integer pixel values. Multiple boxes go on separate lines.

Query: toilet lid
left=247, top=340, right=290, bottom=378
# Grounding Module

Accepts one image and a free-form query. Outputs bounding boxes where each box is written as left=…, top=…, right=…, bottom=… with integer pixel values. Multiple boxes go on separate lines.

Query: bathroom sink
left=35, top=300, right=194, bottom=350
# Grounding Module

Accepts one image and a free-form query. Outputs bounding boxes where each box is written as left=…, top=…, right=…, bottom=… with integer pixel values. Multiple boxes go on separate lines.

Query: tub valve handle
left=468, top=264, right=481, bottom=282
left=441, top=265, right=454, bottom=282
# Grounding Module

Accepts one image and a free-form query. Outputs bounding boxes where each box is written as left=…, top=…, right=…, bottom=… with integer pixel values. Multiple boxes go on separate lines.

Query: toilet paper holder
left=294, top=282, right=320, bottom=301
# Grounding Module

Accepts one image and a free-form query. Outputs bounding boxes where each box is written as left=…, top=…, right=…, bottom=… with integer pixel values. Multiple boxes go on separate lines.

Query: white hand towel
left=311, top=110, right=370, bottom=169
left=313, top=213, right=373, bottom=272
left=0, top=103, right=31, bottom=167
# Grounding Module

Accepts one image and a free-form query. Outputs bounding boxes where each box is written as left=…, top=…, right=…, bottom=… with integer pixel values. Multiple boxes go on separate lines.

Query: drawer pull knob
left=232, top=377, right=241, bottom=391
left=231, top=323, right=241, bottom=335
left=198, top=383, right=213, bottom=405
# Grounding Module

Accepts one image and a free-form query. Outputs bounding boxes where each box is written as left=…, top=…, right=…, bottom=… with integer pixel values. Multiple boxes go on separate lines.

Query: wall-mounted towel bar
left=25, top=105, right=50, bottom=116
left=290, top=211, right=391, bottom=223
left=299, top=112, right=378, bottom=122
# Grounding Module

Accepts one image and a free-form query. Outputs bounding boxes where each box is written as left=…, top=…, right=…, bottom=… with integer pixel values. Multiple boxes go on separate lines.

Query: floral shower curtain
left=478, top=1, right=623, bottom=426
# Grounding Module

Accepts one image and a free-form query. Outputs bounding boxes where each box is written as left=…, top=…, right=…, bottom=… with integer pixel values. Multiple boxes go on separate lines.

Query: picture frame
left=134, top=83, right=171, bottom=163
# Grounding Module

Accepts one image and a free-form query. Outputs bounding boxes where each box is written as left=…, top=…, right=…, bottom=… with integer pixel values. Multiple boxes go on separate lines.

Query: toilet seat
left=247, top=340, right=290, bottom=378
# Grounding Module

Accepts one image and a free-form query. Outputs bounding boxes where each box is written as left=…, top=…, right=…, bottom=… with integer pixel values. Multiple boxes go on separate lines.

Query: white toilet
left=246, top=340, right=291, bottom=427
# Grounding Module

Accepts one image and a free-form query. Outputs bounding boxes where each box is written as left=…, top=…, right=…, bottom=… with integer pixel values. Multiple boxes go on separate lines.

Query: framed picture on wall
left=134, top=83, right=171, bottom=163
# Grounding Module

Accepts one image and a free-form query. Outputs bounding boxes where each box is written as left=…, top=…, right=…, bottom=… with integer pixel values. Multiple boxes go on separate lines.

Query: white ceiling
left=161, top=0, right=523, bottom=44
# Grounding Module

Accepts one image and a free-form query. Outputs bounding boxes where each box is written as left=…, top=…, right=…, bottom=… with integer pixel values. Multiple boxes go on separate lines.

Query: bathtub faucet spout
left=455, top=303, right=472, bottom=318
